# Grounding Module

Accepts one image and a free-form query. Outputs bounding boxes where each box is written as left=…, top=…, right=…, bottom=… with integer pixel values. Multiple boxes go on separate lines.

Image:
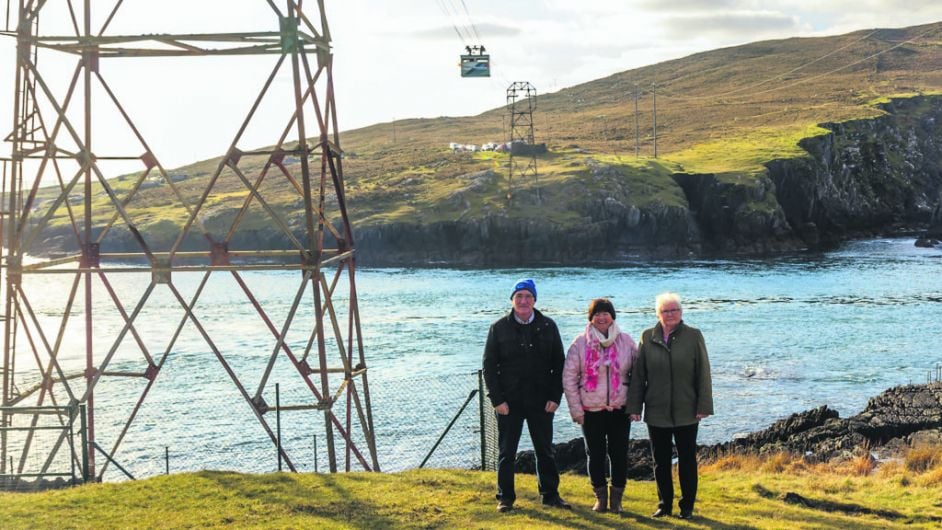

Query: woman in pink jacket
left=563, top=298, right=638, bottom=514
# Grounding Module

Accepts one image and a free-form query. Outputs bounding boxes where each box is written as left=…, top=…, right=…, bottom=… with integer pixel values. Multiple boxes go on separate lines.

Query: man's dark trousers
left=496, top=406, right=559, bottom=502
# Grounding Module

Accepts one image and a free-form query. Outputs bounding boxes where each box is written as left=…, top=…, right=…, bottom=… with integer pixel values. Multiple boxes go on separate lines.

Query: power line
left=457, top=0, right=482, bottom=43
left=659, top=29, right=879, bottom=101
left=435, top=0, right=470, bottom=44
left=658, top=25, right=939, bottom=103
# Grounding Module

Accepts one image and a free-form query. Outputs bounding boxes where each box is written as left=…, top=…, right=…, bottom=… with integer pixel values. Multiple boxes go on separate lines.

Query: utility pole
left=652, top=81, right=658, bottom=159
left=633, top=87, right=640, bottom=159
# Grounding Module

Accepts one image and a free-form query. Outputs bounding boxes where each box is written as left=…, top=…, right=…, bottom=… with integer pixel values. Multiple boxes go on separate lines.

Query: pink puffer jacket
left=563, top=324, right=638, bottom=421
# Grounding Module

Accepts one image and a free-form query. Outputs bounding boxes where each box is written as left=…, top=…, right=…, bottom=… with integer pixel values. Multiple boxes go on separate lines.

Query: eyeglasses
left=660, top=308, right=681, bottom=315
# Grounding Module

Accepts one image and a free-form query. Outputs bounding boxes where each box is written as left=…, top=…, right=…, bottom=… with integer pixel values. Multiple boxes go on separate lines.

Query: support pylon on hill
left=0, top=0, right=379, bottom=483
left=505, top=81, right=539, bottom=204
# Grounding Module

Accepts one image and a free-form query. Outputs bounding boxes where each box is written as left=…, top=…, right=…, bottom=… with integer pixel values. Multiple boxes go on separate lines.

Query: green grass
left=3, top=452, right=942, bottom=529
left=665, top=123, right=830, bottom=174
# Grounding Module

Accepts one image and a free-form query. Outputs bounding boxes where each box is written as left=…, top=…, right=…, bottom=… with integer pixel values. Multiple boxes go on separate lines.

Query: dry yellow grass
left=904, top=444, right=942, bottom=473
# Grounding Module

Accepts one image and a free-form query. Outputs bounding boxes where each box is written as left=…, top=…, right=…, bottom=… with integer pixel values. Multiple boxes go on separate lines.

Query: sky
left=1, top=0, right=942, bottom=171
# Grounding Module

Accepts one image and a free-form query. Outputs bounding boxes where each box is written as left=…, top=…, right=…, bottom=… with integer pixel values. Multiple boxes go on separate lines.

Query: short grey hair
left=655, top=292, right=682, bottom=314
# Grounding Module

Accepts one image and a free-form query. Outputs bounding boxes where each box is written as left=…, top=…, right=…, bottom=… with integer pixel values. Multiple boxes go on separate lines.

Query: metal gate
left=0, top=404, right=86, bottom=491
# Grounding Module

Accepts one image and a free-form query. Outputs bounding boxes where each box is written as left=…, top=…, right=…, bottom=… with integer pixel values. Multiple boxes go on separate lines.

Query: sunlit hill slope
left=33, top=22, right=942, bottom=265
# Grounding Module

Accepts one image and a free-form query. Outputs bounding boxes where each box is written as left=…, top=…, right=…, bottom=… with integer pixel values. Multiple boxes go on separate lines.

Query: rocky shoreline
left=515, top=382, right=942, bottom=480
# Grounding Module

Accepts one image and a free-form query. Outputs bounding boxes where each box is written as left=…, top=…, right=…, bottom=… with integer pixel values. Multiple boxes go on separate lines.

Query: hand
left=629, top=414, right=641, bottom=422
left=574, top=415, right=584, bottom=425
left=544, top=401, right=559, bottom=413
left=696, top=413, right=711, bottom=420
left=495, top=402, right=509, bottom=415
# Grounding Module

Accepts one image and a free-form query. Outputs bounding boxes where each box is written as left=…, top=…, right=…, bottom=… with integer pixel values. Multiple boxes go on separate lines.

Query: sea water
left=6, top=237, right=941, bottom=476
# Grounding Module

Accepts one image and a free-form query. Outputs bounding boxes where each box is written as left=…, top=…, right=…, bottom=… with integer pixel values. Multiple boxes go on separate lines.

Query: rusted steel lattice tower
left=505, top=81, right=538, bottom=203
left=1, top=0, right=378, bottom=482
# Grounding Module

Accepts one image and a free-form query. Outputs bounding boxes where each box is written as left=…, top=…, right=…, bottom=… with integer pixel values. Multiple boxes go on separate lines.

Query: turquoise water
left=7, top=237, right=942, bottom=475
left=358, top=237, right=942, bottom=446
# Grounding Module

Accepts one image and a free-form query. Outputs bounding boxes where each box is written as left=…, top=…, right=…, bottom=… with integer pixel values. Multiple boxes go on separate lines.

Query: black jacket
left=482, top=309, right=565, bottom=410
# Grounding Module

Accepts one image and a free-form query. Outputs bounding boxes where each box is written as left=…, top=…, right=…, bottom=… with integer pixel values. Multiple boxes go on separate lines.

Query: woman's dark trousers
left=496, top=407, right=560, bottom=503
left=581, top=409, right=629, bottom=488
left=647, top=423, right=699, bottom=513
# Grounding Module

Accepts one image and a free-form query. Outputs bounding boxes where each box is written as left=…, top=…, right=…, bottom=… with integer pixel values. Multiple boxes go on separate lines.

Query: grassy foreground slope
left=2, top=452, right=942, bottom=529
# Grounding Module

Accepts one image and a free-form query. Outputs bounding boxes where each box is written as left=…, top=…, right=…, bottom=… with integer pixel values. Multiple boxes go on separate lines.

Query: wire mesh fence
left=369, top=370, right=496, bottom=471
left=0, top=371, right=499, bottom=488
left=0, top=405, right=85, bottom=491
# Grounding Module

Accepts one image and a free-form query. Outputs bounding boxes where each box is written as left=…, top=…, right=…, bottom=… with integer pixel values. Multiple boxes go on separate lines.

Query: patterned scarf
left=583, top=322, right=621, bottom=392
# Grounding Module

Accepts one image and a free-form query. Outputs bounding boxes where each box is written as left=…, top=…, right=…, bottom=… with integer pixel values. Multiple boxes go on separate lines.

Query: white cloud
left=663, top=11, right=804, bottom=38
left=1, top=0, right=941, bottom=169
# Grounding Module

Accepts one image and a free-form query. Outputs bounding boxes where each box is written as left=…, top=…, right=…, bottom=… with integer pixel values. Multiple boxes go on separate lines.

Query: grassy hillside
left=2, top=450, right=942, bottom=529
left=30, top=22, right=942, bottom=252
left=335, top=23, right=942, bottom=218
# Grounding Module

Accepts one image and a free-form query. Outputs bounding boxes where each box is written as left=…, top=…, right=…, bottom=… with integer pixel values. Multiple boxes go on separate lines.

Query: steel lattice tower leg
left=1, top=0, right=379, bottom=483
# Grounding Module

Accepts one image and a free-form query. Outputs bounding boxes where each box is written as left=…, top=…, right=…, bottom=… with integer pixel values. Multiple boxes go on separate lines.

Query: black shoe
left=652, top=508, right=672, bottom=518
left=679, top=509, right=693, bottom=519
left=542, top=495, right=572, bottom=509
left=497, top=500, right=514, bottom=513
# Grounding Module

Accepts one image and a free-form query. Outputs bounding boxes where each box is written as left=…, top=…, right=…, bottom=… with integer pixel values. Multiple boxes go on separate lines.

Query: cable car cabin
left=460, top=45, right=490, bottom=78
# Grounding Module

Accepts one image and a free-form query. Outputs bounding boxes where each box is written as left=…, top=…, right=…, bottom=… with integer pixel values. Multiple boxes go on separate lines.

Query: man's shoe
left=497, top=500, right=514, bottom=513
left=651, top=508, right=672, bottom=518
left=542, top=495, right=572, bottom=509
left=679, top=509, right=694, bottom=519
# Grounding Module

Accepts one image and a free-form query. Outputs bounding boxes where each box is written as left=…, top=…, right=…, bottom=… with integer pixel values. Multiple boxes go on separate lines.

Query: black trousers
left=496, top=407, right=559, bottom=502
left=581, top=409, right=630, bottom=488
left=647, top=422, right=699, bottom=512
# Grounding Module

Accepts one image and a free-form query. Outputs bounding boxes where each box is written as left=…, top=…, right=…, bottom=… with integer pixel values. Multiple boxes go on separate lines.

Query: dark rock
left=924, top=190, right=942, bottom=239
left=515, top=437, right=654, bottom=481
left=914, top=237, right=938, bottom=247
left=768, top=96, right=942, bottom=250
left=702, top=382, right=942, bottom=462
left=510, top=142, right=548, bottom=156
left=782, top=491, right=905, bottom=519
left=512, top=383, right=942, bottom=477
left=673, top=172, right=799, bottom=253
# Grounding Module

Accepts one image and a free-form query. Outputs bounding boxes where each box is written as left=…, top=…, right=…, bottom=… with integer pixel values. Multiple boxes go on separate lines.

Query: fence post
left=165, top=446, right=169, bottom=475
left=313, top=433, right=318, bottom=473
left=276, top=383, right=282, bottom=472
left=69, top=405, right=77, bottom=483
left=479, top=370, right=486, bottom=471
left=80, top=405, right=89, bottom=483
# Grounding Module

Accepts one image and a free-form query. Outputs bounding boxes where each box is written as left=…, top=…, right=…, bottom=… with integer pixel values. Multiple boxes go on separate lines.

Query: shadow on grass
left=505, top=502, right=759, bottom=530
left=200, top=470, right=400, bottom=528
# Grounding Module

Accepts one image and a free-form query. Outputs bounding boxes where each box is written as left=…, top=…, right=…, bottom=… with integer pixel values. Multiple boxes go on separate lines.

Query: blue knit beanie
left=510, top=278, right=537, bottom=300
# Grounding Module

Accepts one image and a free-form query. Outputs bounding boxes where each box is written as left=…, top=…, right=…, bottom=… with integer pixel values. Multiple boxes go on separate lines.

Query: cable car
left=460, top=45, right=490, bottom=78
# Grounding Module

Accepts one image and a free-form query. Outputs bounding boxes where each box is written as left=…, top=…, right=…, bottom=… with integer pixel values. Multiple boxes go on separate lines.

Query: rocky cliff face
left=32, top=97, right=942, bottom=265
left=354, top=96, right=942, bottom=265
left=767, top=96, right=942, bottom=247
left=353, top=161, right=701, bottom=266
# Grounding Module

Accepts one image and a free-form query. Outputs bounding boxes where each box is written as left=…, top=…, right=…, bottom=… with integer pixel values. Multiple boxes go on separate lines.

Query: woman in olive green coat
left=628, top=292, right=713, bottom=520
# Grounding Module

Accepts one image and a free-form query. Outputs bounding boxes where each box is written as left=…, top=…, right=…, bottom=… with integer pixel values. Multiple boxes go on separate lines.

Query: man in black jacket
left=482, top=278, right=570, bottom=512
